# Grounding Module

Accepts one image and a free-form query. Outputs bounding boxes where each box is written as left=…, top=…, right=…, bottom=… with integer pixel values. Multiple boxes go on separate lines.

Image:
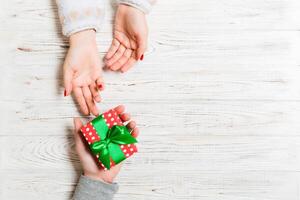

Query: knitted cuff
left=56, top=0, right=104, bottom=36
left=117, top=0, right=153, bottom=14
left=72, top=175, right=119, bottom=200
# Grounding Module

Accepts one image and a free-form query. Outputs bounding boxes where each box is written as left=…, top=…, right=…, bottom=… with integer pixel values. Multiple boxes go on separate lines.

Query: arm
left=55, top=0, right=106, bottom=116
left=71, top=105, right=140, bottom=200
left=56, top=0, right=105, bottom=36
left=105, top=0, right=155, bottom=72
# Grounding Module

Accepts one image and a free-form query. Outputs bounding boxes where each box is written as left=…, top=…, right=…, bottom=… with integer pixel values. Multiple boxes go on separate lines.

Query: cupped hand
left=73, top=105, right=139, bottom=183
left=63, top=29, right=104, bottom=116
left=105, top=4, right=148, bottom=72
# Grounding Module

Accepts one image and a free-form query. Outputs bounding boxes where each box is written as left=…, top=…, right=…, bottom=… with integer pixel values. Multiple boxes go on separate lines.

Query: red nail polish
left=64, top=89, right=67, bottom=97
left=140, top=54, right=144, bottom=61
left=98, top=84, right=103, bottom=89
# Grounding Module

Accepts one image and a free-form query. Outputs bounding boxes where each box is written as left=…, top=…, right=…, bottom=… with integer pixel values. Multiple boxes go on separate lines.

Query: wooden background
left=1, top=0, right=300, bottom=199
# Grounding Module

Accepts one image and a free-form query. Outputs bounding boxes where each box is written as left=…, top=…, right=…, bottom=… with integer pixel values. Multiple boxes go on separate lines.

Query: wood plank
left=1, top=0, right=300, bottom=199
left=1, top=135, right=300, bottom=171
left=3, top=0, right=300, bottom=32
left=0, top=171, right=299, bottom=200
left=1, top=101, right=300, bottom=136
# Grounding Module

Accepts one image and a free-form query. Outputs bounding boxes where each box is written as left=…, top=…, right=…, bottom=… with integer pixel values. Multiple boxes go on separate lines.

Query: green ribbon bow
left=89, top=115, right=137, bottom=169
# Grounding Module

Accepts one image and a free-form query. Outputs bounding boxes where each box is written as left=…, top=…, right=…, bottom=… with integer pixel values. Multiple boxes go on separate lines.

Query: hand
left=73, top=105, right=139, bottom=183
left=105, top=4, right=148, bottom=72
left=63, top=29, right=104, bottom=116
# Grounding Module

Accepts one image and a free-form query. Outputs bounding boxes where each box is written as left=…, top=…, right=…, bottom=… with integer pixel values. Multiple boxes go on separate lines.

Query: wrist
left=84, top=171, right=114, bottom=184
left=69, top=29, right=96, bottom=46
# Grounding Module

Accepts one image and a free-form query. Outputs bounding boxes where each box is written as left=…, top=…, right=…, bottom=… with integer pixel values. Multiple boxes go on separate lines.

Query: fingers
left=74, top=117, right=83, bottom=134
left=114, top=31, right=131, bottom=48
left=82, top=86, right=99, bottom=116
left=129, top=39, right=137, bottom=50
left=95, top=77, right=105, bottom=91
left=89, top=83, right=101, bottom=103
left=136, top=34, right=147, bottom=60
left=120, top=56, right=137, bottom=73
left=110, top=49, right=132, bottom=71
left=127, top=121, right=136, bottom=130
left=114, top=105, right=125, bottom=115
left=126, top=121, right=139, bottom=138
left=73, top=118, right=91, bottom=157
left=74, top=88, right=89, bottom=115
left=106, top=39, right=120, bottom=60
left=114, top=105, right=131, bottom=122
left=64, top=68, right=73, bottom=96
left=131, top=128, right=139, bottom=138
left=90, top=73, right=104, bottom=103
left=73, top=118, right=85, bottom=151
left=120, top=113, right=131, bottom=122
left=106, top=45, right=126, bottom=67
left=113, top=105, right=139, bottom=138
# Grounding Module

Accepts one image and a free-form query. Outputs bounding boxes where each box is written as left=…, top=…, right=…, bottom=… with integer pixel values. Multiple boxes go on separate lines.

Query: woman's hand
left=73, top=105, right=139, bottom=183
left=63, top=29, right=104, bottom=116
left=105, top=4, right=148, bottom=72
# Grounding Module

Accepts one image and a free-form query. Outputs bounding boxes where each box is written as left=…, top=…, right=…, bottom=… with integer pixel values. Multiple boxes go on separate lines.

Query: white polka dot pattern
left=80, top=109, right=138, bottom=170
left=81, top=123, right=100, bottom=144
left=120, top=142, right=138, bottom=158
left=102, top=109, right=123, bottom=128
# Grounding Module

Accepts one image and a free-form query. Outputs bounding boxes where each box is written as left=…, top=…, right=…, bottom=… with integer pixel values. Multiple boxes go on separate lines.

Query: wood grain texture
left=1, top=0, right=300, bottom=199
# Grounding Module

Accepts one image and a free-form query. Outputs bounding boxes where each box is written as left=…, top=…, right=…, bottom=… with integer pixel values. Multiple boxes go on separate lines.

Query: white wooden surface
left=1, top=0, right=300, bottom=199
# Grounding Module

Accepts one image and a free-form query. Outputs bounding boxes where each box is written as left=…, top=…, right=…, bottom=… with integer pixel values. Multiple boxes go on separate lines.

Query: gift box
left=80, top=108, right=138, bottom=170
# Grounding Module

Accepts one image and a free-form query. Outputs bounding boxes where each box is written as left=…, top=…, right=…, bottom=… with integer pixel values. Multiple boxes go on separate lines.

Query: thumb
left=136, top=34, right=147, bottom=60
left=73, top=118, right=83, bottom=134
left=73, top=118, right=84, bottom=146
left=64, top=68, right=73, bottom=96
left=73, top=118, right=91, bottom=158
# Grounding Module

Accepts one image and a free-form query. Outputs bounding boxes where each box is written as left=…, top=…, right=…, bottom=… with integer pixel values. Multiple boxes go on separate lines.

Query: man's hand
left=73, top=105, right=139, bottom=183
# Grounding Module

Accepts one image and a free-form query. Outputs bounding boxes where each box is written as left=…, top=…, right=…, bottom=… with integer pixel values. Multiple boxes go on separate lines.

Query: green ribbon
left=90, top=115, right=137, bottom=169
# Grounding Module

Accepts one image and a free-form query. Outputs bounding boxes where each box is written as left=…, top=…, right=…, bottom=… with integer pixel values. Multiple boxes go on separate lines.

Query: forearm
left=117, top=0, right=156, bottom=14
left=72, top=175, right=119, bottom=200
left=55, top=0, right=105, bottom=36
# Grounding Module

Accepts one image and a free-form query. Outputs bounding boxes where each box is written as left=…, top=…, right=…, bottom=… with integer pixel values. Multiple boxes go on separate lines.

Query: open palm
left=64, top=30, right=104, bottom=116
left=105, top=4, right=148, bottom=72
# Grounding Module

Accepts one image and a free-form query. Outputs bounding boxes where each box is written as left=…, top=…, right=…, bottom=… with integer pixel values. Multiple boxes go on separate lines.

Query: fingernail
left=98, top=84, right=103, bottom=90
left=140, top=54, right=144, bottom=61
left=64, top=89, right=67, bottom=97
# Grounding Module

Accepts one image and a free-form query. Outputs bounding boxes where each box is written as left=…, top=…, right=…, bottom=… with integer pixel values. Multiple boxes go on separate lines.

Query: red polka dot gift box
left=80, top=108, right=138, bottom=170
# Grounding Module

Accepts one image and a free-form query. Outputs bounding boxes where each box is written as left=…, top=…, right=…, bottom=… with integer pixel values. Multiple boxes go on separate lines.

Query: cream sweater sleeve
left=55, top=0, right=105, bottom=36
left=117, top=0, right=155, bottom=14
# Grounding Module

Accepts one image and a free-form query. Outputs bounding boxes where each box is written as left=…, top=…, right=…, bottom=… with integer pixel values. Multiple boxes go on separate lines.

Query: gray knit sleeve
left=55, top=0, right=105, bottom=36
left=117, top=0, right=156, bottom=14
left=72, top=175, right=119, bottom=200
